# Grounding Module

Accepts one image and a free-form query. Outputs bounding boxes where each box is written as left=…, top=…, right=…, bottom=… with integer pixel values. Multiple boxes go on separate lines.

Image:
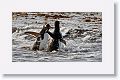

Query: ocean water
left=12, top=12, right=102, bottom=62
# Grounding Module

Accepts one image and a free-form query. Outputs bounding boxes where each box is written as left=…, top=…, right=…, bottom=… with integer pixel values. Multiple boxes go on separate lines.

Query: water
left=12, top=12, right=102, bottom=62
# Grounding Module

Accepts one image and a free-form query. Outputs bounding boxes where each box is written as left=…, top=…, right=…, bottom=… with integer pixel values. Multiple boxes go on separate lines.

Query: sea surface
left=12, top=12, right=102, bottom=62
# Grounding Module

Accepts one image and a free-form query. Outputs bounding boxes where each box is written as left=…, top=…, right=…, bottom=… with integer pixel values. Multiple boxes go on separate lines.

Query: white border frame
left=0, top=0, right=114, bottom=74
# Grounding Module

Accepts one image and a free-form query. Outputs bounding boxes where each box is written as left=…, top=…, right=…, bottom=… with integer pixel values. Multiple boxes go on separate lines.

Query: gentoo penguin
left=47, top=21, right=66, bottom=52
left=32, top=24, right=51, bottom=51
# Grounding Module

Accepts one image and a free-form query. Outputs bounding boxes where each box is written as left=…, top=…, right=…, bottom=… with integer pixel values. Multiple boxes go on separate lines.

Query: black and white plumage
left=24, top=22, right=66, bottom=52
left=32, top=24, right=51, bottom=51
left=47, top=21, right=66, bottom=52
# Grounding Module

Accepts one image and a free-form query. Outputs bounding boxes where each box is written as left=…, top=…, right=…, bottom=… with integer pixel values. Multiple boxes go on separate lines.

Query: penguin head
left=46, top=24, right=51, bottom=30
left=55, top=21, right=60, bottom=31
left=40, top=24, right=51, bottom=40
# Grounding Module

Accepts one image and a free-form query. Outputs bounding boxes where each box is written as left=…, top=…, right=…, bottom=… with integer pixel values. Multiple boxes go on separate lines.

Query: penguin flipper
left=32, top=42, right=39, bottom=51
left=60, top=39, right=66, bottom=45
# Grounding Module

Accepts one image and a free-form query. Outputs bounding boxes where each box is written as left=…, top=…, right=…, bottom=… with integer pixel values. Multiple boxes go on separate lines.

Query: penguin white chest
left=39, top=33, right=49, bottom=50
left=58, top=41, right=66, bottom=50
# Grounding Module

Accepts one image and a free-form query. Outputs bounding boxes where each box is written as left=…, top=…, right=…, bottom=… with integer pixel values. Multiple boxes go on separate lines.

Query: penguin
left=32, top=24, right=51, bottom=51
left=47, top=21, right=66, bottom=52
